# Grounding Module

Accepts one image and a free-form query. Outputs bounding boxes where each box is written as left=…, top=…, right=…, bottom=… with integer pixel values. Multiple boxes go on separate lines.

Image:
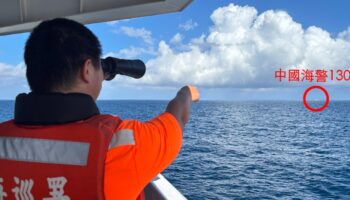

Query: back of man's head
left=24, top=18, right=102, bottom=93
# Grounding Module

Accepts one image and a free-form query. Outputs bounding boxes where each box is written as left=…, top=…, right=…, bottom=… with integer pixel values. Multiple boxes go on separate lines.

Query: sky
left=1, top=0, right=350, bottom=101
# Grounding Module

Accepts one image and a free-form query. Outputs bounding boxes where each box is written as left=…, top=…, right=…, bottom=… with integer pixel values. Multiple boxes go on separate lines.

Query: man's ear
left=80, top=59, right=93, bottom=83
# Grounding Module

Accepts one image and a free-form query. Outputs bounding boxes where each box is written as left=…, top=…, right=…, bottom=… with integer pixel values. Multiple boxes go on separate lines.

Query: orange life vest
left=0, top=114, right=144, bottom=200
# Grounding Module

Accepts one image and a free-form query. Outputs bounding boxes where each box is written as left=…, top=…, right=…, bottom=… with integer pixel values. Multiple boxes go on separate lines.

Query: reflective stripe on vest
left=109, top=129, right=135, bottom=150
left=0, top=136, right=89, bottom=166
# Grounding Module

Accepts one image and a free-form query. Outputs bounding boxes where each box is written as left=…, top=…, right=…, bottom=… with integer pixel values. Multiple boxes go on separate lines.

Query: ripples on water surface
left=1, top=100, right=349, bottom=199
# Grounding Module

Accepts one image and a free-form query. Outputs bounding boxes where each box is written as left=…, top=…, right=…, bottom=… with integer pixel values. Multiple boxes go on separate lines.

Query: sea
left=1, top=100, right=349, bottom=200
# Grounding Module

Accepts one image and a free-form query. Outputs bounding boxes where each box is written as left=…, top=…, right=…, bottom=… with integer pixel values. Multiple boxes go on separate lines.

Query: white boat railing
left=144, top=174, right=187, bottom=200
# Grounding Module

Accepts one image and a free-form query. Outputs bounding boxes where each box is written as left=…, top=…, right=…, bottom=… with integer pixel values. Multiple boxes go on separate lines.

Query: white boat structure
left=0, top=0, right=192, bottom=199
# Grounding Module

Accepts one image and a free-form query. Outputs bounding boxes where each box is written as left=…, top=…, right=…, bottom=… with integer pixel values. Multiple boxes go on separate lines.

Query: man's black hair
left=24, top=18, right=102, bottom=93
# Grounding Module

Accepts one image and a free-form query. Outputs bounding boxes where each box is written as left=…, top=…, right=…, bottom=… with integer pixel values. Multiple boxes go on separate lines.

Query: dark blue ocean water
left=1, top=100, right=349, bottom=199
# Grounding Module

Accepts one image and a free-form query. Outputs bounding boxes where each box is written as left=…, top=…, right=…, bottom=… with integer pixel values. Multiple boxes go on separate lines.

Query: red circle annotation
left=303, top=85, right=330, bottom=112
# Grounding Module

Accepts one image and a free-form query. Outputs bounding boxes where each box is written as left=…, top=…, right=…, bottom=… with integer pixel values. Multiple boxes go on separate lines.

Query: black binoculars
left=101, top=57, right=146, bottom=81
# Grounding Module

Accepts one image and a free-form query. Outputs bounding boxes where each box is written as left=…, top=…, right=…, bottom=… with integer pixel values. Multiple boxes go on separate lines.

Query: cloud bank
left=132, top=4, right=350, bottom=88
left=0, top=62, right=28, bottom=98
left=0, top=63, right=26, bottom=86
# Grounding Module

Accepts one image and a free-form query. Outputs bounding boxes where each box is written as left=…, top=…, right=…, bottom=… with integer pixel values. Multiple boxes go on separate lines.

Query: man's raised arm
left=166, top=85, right=200, bottom=130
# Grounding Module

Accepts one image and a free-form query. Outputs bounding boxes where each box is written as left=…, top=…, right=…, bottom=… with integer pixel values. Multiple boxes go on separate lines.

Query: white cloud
left=0, top=62, right=28, bottom=98
left=104, top=46, right=156, bottom=59
left=0, top=62, right=26, bottom=84
left=105, top=19, right=131, bottom=26
left=338, top=27, right=350, bottom=41
left=170, top=33, right=183, bottom=44
left=179, top=19, right=198, bottom=31
left=106, top=21, right=119, bottom=26
left=122, top=3, right=350, bottom=88
left=118, top=26, right=154, bottom=45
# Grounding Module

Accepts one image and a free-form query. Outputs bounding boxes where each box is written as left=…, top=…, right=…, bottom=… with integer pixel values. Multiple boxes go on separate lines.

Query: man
left=0, top=18, right=199, bottom=199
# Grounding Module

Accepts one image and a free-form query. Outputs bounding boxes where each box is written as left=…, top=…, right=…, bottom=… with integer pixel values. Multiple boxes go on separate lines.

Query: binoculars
left=101, top=57, right=146, bottom=80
